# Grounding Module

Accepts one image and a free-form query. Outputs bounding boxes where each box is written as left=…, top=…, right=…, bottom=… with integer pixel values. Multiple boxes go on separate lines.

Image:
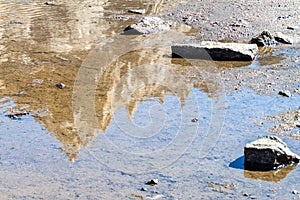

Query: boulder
left=273, top=32, right=293, bottom=44
left=250, top=30, right=293, bottom=46
left=123, top=17, right=171, bottom=35
left=250, top=30, right=277, bottom=46
left=244, top=136, right=300, bottom=171
left=171, top=41, right=258, bottom=61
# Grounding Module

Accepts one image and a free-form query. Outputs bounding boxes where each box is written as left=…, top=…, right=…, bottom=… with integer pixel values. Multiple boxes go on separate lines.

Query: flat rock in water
left=171, top=41, right=258, bottom=61
left=250, top=30, right=277, bottom=46
left=123, top=17, right=171, bottom=35
left=244, top=136, right=300, bottom=171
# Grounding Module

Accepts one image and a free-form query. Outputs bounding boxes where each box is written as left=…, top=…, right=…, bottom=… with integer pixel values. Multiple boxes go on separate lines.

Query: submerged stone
left=123, top=17, right=171, bottom=35
left=250, top=30, right=293, bottom=46
left=171, top=41, right=258, bottom=61
left=244, top=136, right=300, bottom=171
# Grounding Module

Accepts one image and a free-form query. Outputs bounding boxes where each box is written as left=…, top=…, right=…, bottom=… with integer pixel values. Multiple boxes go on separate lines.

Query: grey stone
left=171, top=41, right=258, bottom=61
left=274, top=32, right=293, bottom=44
left=250, top=30, right=277, bottom=46
left=123, top=17, right=171, bottom=35
left=244, top=136, right=300, bottom=171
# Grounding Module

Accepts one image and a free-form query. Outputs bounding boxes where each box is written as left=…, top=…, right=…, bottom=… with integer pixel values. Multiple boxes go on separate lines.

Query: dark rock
left=6, top=109, right=29, bottom=120
left=191, top=118, right=198, bottom=122
left=123, top=17, right=171, bottom=35
left=292, top=190, right=299, bottom=194
left=287, top=26, right=297, bottom=30
left=273, top=32, right=293, bottom=44
left=172, top=41, right=258, bottom=61
left=277, top=15, right=292, bottom=20
left=278, top=90, right=291, bottom=97
left=128, top=9, right=146, bottom=15
left=244, top=136, right=300, bottom=171
left=141, top=187, right=148, bottom=191
left=250, top=30, right=277, bottom=46
left=146, top=179, right=159, bottom=186
left=55, top=83, right=65, bottom=89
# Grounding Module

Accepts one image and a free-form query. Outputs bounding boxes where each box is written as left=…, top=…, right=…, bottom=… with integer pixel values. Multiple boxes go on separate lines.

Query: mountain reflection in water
left=0, top=0, right=222, bottom=162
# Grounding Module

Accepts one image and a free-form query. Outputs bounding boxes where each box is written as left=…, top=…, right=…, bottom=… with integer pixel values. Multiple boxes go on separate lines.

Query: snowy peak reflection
left=95, top=48, right=221, bottom=132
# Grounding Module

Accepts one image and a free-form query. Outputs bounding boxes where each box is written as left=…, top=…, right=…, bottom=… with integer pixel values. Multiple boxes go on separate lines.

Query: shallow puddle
left=0, top=0, right=300, bottom=199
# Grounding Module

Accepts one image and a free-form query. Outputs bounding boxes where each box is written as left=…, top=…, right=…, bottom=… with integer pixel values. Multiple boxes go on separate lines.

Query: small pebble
left=278, top=90, right=291, bottom=97
left=45, top=1, right=56, bottom=6
left=55, top=83, right=65, bottom=89
left=243, top=193, right=249, bottom=197
left=287, top=26, right=296, bottom=30
left=141, top=187, right=148, bottom=191
left=292, top=190, right=298, bottom=194
left=191, top=118, right=199, bottom=122
left=146, top=179, right=159, bottom=186
left=32, top=79, right=44, bottom=86
left=128, top=9, right=146, bottom=15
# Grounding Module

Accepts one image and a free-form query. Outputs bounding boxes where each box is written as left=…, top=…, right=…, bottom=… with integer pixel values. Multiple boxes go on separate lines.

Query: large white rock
left=171, top=41, right=258, bottom=61
left=244, top=136, right=300, bottom=171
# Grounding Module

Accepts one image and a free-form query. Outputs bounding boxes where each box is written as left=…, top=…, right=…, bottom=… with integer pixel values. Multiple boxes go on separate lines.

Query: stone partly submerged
left=250, top=30, right=277, bottom=46
left=244, top=136, right=300, bottom=171
left=250, top=30, right=293, bottom=46
left=123, top=16, right=171, bottom=35
left=171, top=41, right=258, bottom=61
